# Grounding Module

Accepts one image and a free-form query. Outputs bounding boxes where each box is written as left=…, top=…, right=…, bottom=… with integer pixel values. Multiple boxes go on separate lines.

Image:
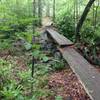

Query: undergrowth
left=0, top=40, right=65, bottom=100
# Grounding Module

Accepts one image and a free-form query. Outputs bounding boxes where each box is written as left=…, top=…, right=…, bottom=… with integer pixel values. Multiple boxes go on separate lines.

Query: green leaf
left=55, top=95, right=63, bottom=100
left=24, top=42, right=32, bottom=50
left=32, top=50, right=40, bottom=57
left=42, top=56, right=49, bottom=62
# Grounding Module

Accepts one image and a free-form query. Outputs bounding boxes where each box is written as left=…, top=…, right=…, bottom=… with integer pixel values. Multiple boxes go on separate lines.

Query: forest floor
left=48, top=69, right=90, bottom=100
left=0, top=48, right=90, bottom=100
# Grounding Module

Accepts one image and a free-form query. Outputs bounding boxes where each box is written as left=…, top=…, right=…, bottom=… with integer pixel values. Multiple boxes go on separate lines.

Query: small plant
left=56, top=14, right=75, bottom=41
left=0, top=59, right=23, bottom=99
left=32, top=44, right=41, bottom=50
left=18, top=70, right=31, bottom=83
left=55, top=95, right=63, bottom=100
left=0, top=39, right=12, bottom=50
left=52, top=59, right=65, bottom=71
left=0, top=59, right=13, bottom=85
left=15, top=31, right=33, bottom=43
left=1, top=84, right=22, bottom=100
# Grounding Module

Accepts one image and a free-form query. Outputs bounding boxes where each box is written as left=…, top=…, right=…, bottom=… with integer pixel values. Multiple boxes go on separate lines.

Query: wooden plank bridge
left=46, top=28, right=73, bottom=46
left=45, top=28, right=100, bottom=100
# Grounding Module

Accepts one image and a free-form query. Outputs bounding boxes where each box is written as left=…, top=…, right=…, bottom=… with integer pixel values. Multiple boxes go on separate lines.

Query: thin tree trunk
left=38, top=0, right=42, bottom=26
left=32, top=0, right=36, bottom=34
left=46, top=1, right=50, bottom=17
left=76, top=0, right=79, bottom=22
left=74, top=0, right=76, bottom=34
left=93, top=4, right=95, bottom=26
left=75, top=0, right=95, bottom=42
left=94, top=0, right=99, bottom=28
left=33, top=0, right=36, bottom=17
left=53, top=0, right=55, bottom=21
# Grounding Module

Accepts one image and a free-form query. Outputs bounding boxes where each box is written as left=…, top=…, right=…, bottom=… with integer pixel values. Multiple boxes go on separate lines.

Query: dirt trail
left=36, top=18, right=91, bottom=100
left=42, top=17, right=53, bottom=27
left=36, top=17, right=52, bottom=35
left=37, top=20, right=91, bottom=100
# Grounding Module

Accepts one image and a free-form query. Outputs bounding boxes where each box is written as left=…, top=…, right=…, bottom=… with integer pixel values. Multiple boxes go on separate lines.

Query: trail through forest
left=35, top=18, right=91, bottom=100
left=0, top=0, right=100, bottom=99
left=0, top=17, right=95, bottom=100
left=42, top=17, right=53, bottom=27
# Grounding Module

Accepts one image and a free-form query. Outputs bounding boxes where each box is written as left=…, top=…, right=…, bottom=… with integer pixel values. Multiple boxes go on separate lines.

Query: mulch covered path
left=48, top=69, right=91, bottom=100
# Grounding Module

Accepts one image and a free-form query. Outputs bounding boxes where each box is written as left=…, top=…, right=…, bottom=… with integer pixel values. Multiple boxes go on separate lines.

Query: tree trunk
left=46, top=1, right=50, bottom=17
left=33, top=0, right=36, bottom=17
left=53, top=0, right=55, bottom=21
left=94, top=0, right=99, bottom=28
left=32, top=0, right=36, bottom=34
left=38, top=0, right=42, bottom=26
left=75, top=0, right=95, bottom=42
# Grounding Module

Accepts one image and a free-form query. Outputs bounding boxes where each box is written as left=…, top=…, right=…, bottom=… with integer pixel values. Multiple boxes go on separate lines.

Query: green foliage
left=81, top=19, right=100, bottom=45
left=31, top=48, right=66, bottom=99
left=33, top=31, right=40, bottom=37
left=0, top=59, right=12, bottom=80
left=32, top=44, right=41, bottom=50
left=18, top=32, right=33, bottom=43
left=0, top=17, right=37, bottom=35
left=0, top=59, right=22, bottom=99
left=0, top=49, right=54, bottom=99
left=0, top=39, right=12, bottom=50
left=0, top=58, right=52, bottom=99
left=52, top=59, right=65, bottom=71
left=55, top=0, right=100, bottom=44
left=42, top=56, right=49, bottom=62
left=33, top=63, right=52, bottom=99
left=1, top=84, right=22, bottom=100
left=32, top=49, right=49, bottom=62
left=24, top=42, right=32, bottom=50
left=56, top=13, right=75, bottom=41
left=55, top=95, right=63, bottom=100
left=1, top=0, right=100, bottom=99
left=0, top=0, right=38, bottom=39
left=32, top=50, right=41, bottom=58
left=18, top=70, right=31, bottom=83
left=0, top=25, right=13, bottom=38
left=55, top=1, right=100, bottom=67
left=10, top=18, right=37, bottom=32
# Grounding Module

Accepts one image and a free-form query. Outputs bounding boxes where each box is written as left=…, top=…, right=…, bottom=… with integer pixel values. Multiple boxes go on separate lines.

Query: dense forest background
left=0, top=0, right=100, bottom=100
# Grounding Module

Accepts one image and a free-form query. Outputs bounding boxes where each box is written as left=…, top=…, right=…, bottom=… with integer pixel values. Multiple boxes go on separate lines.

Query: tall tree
left=33, top=0, right=36, bottom=17
left=38, top=0, right=42, bottom=26
left=46, top=0, right=50, bottom=17
left=75, top=0, right=95, bottom=42
left=53, top=0, right=55, bottom=21
left=32, top=0, right=36, bottom=33
left=94, top=0, right=99, bottom=28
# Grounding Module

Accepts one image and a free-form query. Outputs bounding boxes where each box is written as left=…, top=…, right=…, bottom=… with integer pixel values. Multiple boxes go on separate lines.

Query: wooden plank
left=60, top=47, right=100, bottom=100
left=46, top=28, right=73, bottom=46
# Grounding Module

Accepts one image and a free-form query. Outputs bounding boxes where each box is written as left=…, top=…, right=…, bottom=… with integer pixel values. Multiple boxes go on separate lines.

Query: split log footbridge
left=45, top=27, right=100, bottom=100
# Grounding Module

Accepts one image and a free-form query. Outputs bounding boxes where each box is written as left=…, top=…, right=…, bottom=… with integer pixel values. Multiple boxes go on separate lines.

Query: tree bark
left=38, top=0, right=42, bottom=26
left=46, top=0, right=50, bottom=17
left=75, top=0, right=95, bottom=42
left=33, top=0, right=36, bottom=17
left=94, top=0, right=99, bottom=28
left=53, top=0, right=55, bottom=21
